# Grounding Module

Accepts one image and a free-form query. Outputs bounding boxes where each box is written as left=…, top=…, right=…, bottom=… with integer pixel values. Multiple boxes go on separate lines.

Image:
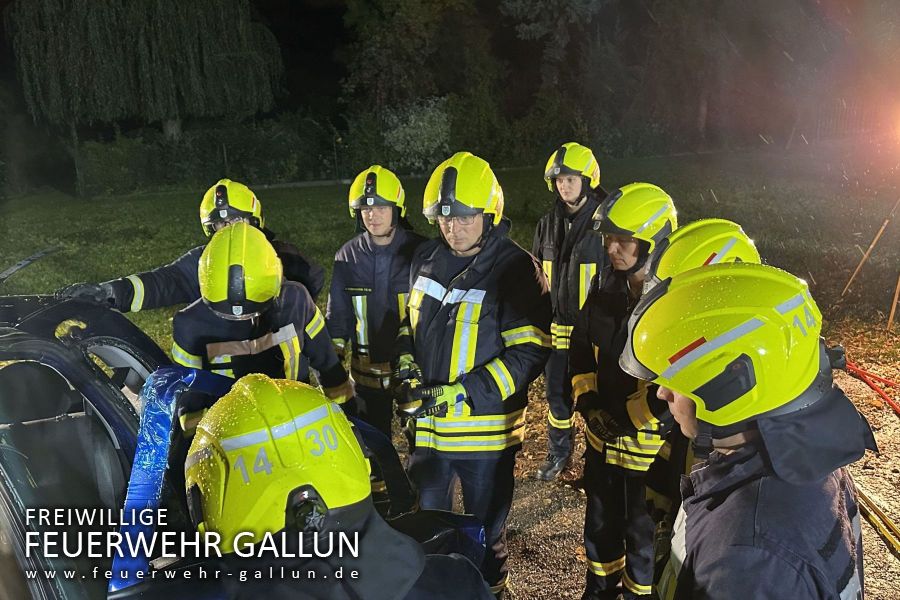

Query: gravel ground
left=500, top=324, right=900, bottom=600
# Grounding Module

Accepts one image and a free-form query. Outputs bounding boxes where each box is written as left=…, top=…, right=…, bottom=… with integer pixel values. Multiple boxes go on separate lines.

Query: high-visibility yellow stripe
left=292, top=336, right=302, bottom=377
left=572, top=372, right=598, bottom=399
left=588, top=556, right=625, bottom=576
left=585, top=427, right=605, bottom=452
left=547, top=410, right=571, bottom=429
left=611, top=434, right=666, bottom=455
left=542, top=260, right=552, bottom=287
left=485, top=358, right=515, bottom=400
left=622, top=571, right=651, bottom=595
left=126, top=275, right=144, bottom=312
left=417, top=409, right=526, bottom=432
left=171, top=342, right=201, bottom=369
left=501, top=325, right=551, bottom=348
left=397, top=293, right=408, bottom=321
left=279, top=341, right=296, bottom=380
left=550, top=323, right=573, bottom=335
left=579, top=263, right=598, bottom=309
left=352, top=296, right=368, bottom=346
left=414, top=430, right=525, bottom=453
left=408, top=289, right=424, bottom=331
left=211, top=369, right=235, bottom=379
left=305, top=306, right=326, bottom=339
left=448, top=301, right=481, bottom=380
left=625, top=381, right=657, bottom=431
left=605, top=448, right=656, bottom=471
left=551, top=323, right=573, bottom=349
left=489, top=573, right=510, bottom=595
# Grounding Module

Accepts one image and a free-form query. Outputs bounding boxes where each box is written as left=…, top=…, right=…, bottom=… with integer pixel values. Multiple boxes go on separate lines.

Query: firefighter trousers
left=545, top=348, right=573, bottom=456
left=355, top=384, right=394, bottom=439
left=407, top=447, right=517, bottom=592
left=583, top=446, right=654, bottom=599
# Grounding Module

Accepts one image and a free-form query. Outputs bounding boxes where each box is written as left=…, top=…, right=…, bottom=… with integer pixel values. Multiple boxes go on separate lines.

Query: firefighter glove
left=584, top=408, right=626, bottom=443
left=332, top=338, right=348, bottom=363
left=400, top=382, right=468, bottom=418
left=56, top=282, right=117, bottom=306
left=392, top=353, right=422, bottom=384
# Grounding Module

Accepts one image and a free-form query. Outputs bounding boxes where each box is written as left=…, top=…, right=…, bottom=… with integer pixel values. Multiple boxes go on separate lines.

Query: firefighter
left=569, top=183, right=677, bottom=599
left=635, top=219, right=761, bottom=578
left=57, top=178, right=325, bottom=309
left=619, top=263, right=876, bottom=599
left=532, top=142, right=609, bottom=481
left=185, top=373, right=494, bottom=600
left=170, top=222, right=351, bottom=433
left=393, top=152, right=552, bottom=597
left=327, top=165, right=426, bottom=438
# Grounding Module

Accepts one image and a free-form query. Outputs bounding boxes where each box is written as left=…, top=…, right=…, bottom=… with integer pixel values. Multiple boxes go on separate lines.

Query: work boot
left=535, top=453, right=570, bottom=481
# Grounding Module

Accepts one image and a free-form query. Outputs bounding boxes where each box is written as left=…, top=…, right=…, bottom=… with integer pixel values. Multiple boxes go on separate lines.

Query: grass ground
left=2, top=140, right=899, bottom=597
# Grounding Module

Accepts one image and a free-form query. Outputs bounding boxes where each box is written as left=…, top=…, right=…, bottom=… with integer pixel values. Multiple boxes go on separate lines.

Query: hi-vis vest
left=569, top=269, right=672, bottom=472
left=398, top=223, right=552, bottom=457
left=532, top=194, right=608, bottom=351
left=326, top=228, right=426, bottom=390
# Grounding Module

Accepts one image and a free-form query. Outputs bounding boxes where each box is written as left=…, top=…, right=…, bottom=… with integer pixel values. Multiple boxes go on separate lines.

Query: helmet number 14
left=233, top=447, right=274, bottom=484
left=792, top=305, right=817, bottom=337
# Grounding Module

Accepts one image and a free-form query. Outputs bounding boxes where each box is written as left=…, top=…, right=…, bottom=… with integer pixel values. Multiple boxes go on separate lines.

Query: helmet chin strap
left=623, top=240, right=651, bottom=275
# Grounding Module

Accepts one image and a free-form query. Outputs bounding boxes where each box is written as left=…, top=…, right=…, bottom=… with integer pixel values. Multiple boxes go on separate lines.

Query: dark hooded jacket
left=658, top=388, right=875, bottom=600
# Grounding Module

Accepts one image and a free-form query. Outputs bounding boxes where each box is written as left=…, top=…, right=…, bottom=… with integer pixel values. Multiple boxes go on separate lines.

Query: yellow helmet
left=184, top=374, right=371, bottom=553
left=543, top=142, right=601, bottom=192
left=348, top=165, right=406, bottom=218
left=620, top=263, right=825, bottom=428
left=199, top=179, right=265, bottom=237
left=423, top=152, right=504, bottom=226
left=592, top=183, right=677, bottom=254
left=199, top=222, right=283, bottom=320
left=644, top=219, right=760, bottom=292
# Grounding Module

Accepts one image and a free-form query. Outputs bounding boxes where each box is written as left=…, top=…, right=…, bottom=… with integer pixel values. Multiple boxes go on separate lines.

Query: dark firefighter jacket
left=326, top=228, right=426, bottom=389
left=396, top=218, right=552, bottom=457
left=218, top=501, right=494, bottom=600
left=569, top=268, right=672, bottom=473
left=531, top=195, right=608, bottom=351
left=660, top=447, right=864, bottom=600
left=105, top=227, right=325, bottom=312
left=171, top=281, right=346, bottom=389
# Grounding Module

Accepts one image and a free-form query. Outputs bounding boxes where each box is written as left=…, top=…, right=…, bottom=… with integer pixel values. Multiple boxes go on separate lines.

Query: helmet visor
left=618, top=277, right=671, bottom=382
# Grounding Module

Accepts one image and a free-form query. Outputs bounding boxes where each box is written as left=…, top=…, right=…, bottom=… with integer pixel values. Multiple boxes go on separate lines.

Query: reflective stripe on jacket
left=326, top=228, right=426, bottom=388
left=397, top=219, right=552, bottom=457
left=171, top=282, right=345, bottom=388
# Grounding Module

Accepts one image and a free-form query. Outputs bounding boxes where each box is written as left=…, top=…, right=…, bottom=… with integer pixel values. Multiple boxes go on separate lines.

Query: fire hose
left=856, top=485, right=900, bottom=557
left=845, top=361, right=900, bottom=418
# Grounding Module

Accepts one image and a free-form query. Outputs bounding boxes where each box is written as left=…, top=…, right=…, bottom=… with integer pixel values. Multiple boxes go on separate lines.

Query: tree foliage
left=5, top=0, right=283, bottom=129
